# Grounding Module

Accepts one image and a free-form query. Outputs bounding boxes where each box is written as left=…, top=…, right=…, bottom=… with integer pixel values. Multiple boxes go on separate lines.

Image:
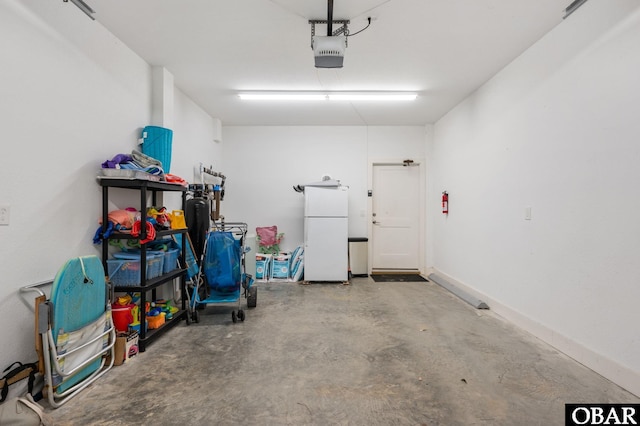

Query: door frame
left=367, top=158, right=426, bottom=274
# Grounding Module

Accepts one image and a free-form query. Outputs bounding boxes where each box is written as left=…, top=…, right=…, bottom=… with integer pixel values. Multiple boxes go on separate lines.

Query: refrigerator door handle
left=304, top=220, right=308, bottom=247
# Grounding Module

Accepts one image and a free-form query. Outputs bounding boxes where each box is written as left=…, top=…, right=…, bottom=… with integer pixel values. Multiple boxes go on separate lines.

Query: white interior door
left=371, top=163, right=422, bottom=271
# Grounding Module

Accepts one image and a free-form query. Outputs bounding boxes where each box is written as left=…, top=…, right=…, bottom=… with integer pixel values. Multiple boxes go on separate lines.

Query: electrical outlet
left=0, top=205, right=10, bottom=225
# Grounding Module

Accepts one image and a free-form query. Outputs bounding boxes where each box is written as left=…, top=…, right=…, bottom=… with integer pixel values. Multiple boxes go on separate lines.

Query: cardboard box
left=113, top=331, right=139, bottom=366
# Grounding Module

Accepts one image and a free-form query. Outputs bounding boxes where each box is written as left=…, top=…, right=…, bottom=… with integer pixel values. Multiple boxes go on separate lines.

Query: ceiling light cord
left=347, top=17, right=371, bottom=38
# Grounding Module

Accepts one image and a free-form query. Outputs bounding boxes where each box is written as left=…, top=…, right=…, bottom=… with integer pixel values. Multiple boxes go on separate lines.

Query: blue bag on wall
left=141, top=126, right=173, bottom=173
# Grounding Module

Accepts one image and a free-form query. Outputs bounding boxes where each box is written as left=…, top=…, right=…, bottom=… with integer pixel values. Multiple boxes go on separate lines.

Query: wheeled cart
left=188, top=221, right=256, bottom=323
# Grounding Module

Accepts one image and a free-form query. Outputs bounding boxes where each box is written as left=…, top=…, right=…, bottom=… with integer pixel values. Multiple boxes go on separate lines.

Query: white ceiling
left=89, top=0, right=570, bottom=126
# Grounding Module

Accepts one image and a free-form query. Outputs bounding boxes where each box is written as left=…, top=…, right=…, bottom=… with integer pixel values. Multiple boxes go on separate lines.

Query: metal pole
left=327, top=0, right=333, bottom=35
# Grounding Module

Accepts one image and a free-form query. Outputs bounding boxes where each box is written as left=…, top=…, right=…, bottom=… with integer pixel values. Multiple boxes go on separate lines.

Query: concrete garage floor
left=47, top=277, right=639, bottom=425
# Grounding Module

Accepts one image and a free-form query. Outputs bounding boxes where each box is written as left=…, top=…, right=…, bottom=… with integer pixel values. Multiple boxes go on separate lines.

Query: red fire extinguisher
left=442, top=191, right=448, bottom=214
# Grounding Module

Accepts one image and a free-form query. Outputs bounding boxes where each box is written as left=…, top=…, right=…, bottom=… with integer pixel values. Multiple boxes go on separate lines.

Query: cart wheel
left=231, top=311, right=237, bottom=323
left=193, top=310, right=200, bottom=323
left=247, top=286, right=257, bottom=308
left=186, top=311, right=192, bottom=325
left=238, top=309, right=245, bottom=322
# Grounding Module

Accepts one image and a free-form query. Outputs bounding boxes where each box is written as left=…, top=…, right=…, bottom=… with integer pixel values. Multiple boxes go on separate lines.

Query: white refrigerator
left=304, top=186, right=349, bottom=281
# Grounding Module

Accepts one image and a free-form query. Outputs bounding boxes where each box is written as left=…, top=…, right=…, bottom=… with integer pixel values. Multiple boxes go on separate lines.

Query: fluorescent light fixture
left=328, top=94, right=417, bottom=101
left=238, top=93, right=326, bottom=101
left=238, top=92, right=417, bottom=101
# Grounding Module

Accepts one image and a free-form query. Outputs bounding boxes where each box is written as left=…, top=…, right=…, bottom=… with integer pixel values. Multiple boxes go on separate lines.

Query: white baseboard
left=428, top=268, right=640, bottom=397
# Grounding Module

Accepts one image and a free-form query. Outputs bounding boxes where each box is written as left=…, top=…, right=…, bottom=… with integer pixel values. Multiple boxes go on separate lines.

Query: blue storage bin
left=146, top=251, right=164, bottom=278
left=107, top=258, right=142, bottom=286
left=163, top=249, right=180, bottom=273
left=141, top=126, right=173, bottom=173
left=113, top=252, right=163, bottom=279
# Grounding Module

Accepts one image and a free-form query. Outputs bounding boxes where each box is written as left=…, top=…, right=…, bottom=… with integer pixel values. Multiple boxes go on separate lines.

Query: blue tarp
left=204, top=232, right=241, bottom=292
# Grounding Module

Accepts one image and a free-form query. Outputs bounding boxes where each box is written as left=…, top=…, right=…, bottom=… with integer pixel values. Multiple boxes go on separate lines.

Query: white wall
left=430, top=0, right=640, bottom=396
left=221, top=126, right=426, bottom=252
left=165, top=89, right=223, bottom=207
left=0, top=1, right=218, bottom=371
